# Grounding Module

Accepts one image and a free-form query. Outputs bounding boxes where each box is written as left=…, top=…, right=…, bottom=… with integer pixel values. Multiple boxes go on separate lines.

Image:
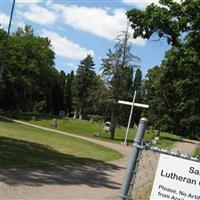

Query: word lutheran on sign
left=150, top=154, right=200, bottom=200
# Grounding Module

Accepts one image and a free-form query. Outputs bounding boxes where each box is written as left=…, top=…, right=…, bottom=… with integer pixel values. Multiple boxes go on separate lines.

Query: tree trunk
left=78, top=108, right=82, bottom=120
left=156, top=126, right=161, bottom=138
left=110, top=110, right=116, bottom=140
left=73, top=110, right=77, bottom=119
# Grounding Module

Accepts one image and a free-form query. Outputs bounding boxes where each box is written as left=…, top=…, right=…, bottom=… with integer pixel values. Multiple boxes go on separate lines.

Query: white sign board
left=150, top=154, right=200, bottom=200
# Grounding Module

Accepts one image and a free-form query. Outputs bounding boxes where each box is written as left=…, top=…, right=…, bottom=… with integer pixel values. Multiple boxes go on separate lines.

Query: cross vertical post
left=124, top=90, right=137, bottom=144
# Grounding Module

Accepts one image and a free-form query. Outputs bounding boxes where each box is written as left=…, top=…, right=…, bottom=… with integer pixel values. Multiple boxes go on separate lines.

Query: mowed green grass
left=133, top=184, right=152, bottom=200
left=23, top=116, right=179, bottom=149
left=194, top=145, right=200, bottom=156
left=0, top=118, right=122, bottom=168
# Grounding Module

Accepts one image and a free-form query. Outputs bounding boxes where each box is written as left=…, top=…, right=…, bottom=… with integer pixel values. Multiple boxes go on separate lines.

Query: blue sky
left=1, top=0, right=178, bottom=76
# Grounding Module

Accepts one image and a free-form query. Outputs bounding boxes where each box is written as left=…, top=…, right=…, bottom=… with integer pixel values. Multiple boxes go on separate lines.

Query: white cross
left=118, top=91, right=149, bottom=144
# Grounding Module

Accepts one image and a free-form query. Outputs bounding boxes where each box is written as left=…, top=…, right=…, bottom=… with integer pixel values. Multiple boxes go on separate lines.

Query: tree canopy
left=0, top=26, right=58, bottom=112
left=128, top=0, right=200, bottom=138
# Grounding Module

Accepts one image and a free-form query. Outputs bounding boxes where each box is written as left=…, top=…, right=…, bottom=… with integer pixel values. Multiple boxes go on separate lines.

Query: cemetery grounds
left=0, top=114, right=199, bottom=199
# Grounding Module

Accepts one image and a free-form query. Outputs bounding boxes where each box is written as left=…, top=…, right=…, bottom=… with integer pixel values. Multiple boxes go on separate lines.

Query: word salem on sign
left=150, top=154, right=200, bottom=200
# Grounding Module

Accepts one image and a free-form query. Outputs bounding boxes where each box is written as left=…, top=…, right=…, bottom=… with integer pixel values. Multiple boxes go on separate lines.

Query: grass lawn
left=0, top=118, right=122, bottom=168
left=133, top=184, right=152, bottom=200
left=7, top=112, right=179, bottom=149
left=194, top=145, right=200, bottom=156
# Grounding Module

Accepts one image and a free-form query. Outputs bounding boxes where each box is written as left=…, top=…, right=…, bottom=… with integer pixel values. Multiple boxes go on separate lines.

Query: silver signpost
left=118, top=91, right=149, bottom=144
left=119, top=117, right=148, bottom=199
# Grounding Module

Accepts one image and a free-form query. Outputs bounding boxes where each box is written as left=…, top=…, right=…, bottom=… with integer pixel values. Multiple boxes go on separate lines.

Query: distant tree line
left=0, top=25, right=143, bottom=140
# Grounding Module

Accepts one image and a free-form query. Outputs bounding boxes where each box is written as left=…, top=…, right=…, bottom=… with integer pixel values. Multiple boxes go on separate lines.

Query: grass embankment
left=0, top=118, right=122, bottom=168
left=8, top=112, right=179, bottom=149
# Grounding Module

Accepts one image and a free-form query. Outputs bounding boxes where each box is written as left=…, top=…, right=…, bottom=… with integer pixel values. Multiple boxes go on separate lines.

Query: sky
left=0, top=0, right=177, bottom=76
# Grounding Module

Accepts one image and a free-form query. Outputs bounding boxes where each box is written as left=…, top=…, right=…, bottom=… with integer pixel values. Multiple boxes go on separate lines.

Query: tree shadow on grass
left=0, top=137, right=122, bottom=189
left=0, top=117, right=15, bottom=123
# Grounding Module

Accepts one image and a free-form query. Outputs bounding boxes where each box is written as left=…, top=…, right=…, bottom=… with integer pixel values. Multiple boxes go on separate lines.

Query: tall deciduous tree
left=127, top=0, right=200, bottom=46
left=0, top=25, right=57, bottom=113
left=128, top=0, right=200, bottom=137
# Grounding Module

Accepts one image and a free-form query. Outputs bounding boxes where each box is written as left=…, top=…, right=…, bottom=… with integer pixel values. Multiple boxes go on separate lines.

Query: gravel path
left=0, top=118, right=199, bottom=200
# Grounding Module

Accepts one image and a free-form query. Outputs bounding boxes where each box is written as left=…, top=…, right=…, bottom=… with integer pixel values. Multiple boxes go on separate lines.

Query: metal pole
left=0, top=0, right=16, bottom=80
left=124, top=90, right=137, bottom=144
left=119, top=117, right=148, bottom=200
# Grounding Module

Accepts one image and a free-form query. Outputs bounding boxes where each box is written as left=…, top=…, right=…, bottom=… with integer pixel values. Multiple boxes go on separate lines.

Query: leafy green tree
left=127, top=0, right=200, bottom=137
left=64, top=70, right=74, bottom=115
left=131, top=68, right=143, bottom=125
left=159, top=46, right=200, bottom=137
left=88, top=75, right=109, bottom=115
left=48, top=70, right=66, bottom=114
left=127, top=0, right=200, bottom=46
left=143, top=66, right=166, bottom=136
left=0, top=25, right=57, bottom=113
left=73, top=55, right=96, bottom=119
left=133, top=69, right=142, bottom=91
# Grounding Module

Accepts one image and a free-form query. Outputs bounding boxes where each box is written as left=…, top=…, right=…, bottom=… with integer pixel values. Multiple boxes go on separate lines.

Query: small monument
left=59, top=110, right=65, bottom=118
left=93, top=132, right=100, bottom=137
left=50, top=118, right=57, bottom=128
left=103, top=122, right=111, bottom=133
left=31, top=116, right=37, bottom=121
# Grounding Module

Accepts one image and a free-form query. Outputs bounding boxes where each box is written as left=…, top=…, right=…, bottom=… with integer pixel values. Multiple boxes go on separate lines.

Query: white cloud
left=0, top=13, right=10, bottom=28
left=50, top=3, right=145, bottom=46
left=15, top=1, right=146, bottom=46
left=16, top=0, right=41, bottom=3
left=130, top=36, right=146, bottom=45
left=41, top=30, right=94, bottom=60
left=0, top=12, right=25, bottom=30
left=122, top=0, right=181, bottom=9
left=66, top=62, right=78, bottom=70
left=19, top=4, right=57, bottom=25
left=122, top=0, right=157, bottom=8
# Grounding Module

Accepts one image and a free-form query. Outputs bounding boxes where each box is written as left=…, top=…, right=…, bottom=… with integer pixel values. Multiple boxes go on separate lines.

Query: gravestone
left=93, top=132, right=100, bottom=137
left=59, top=110, right=65, bottom=118
left=31, top=116, right=37, bottom=121
left=50, top=118, right=57, bottom=128
left=152, top=139, right=157, bottom=145
left=90, top=118, right=94, bottom=123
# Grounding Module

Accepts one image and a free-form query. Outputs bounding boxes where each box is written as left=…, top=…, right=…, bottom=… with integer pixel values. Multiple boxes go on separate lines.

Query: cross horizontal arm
left=118, top=100, right=149, bottom=109
left=134, top=103, right=149, bottom=108
left=118, top=100, right=132, bottom=106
